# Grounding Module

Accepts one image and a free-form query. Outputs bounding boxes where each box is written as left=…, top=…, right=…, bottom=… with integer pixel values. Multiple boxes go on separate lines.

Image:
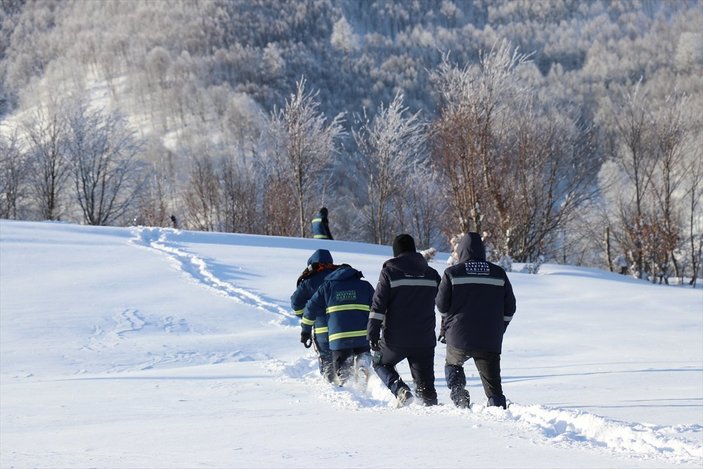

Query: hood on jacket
left=384, top=251, right=428, bottom=277
left=325, top=265, right=362, bottom=282
left=307, top=249, right=333, bottom=266
left=457, top=232, right=486, bottom=262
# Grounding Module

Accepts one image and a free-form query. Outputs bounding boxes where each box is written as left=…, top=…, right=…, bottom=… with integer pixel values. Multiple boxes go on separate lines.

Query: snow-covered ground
left=1, top=220, right=701, bottom=468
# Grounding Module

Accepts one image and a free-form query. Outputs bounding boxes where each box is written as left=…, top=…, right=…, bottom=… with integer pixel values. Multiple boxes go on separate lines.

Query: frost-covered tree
left=597, top=82, right=659, bottom=279
left=353, top=92, right=425, bottom=245
left=430, top=43, right=526, bottom=251
left=431, top=42, right=597, bottom=262
left=266, top=78, right=344, bottom=237
left=64, top=100, right=144, bottom=226
left=183, top=153, right=220, bottom=232
left=0, top=129, right=27, bottom=219
left=22, top=104, right=71, bottom=221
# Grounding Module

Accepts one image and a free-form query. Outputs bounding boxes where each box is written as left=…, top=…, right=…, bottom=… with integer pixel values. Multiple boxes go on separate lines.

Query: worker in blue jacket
left=302, top=265, right=374, bottom=386
left=291, top=249, right=339, bottom=382
left=311, top=207, right=333, bottom=240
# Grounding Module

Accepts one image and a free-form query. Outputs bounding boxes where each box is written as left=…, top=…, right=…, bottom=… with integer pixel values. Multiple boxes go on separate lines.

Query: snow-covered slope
left=1, top=220, right=701, bottom=468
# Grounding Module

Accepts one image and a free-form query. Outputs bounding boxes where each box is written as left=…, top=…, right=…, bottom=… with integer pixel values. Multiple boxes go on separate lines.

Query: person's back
left=436, top=232, right=516, bottom=409
left=368, top=234, right=441, bottom=406
left=291, top=249, right=338, bottom=382
left=372, top=250, right=440, bottom=349
left=437, top=233, right=515, bottom=354
left=303, top=265, right=374, bottom=385
left=311, top=207, right=333, bottom=240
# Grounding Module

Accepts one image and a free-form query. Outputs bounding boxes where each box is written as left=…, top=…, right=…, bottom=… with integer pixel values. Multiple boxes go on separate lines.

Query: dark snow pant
left=332, top=346, right=371, bottom=386
left=373, top=343, right=437, bottom=405
left=445, top=345, right=503, bottom=401
left=313, top=336, right=334, bottom=383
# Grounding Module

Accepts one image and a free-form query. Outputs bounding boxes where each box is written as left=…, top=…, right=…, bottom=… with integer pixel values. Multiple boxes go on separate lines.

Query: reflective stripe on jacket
left=303, top=266, right=374, bottom=351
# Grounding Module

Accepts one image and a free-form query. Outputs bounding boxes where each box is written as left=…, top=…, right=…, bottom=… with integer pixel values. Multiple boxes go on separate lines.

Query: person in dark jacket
left=302, top=265, right=375, bottom=386
left=368, top=234, right=441, bottom=407
left=311, top=207, right=333, bottom=240
left=436, top=232, right=516, bottom=409
left=291, top=249, right=338, bottom=382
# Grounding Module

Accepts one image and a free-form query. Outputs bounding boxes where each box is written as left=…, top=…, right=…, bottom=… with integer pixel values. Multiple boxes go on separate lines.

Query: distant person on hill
left=302, top=264, right=374, bottom=386
left=367, top=234, right=441, bottom=407
left=311, top=207, right=333, bottom=240
left=291, top=249, right=339, bottom=382
left=436, top=232, right=516, bottom=409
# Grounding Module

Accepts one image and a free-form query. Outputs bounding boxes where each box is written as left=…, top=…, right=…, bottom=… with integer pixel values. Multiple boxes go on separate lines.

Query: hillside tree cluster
left=0, top=0, right=701, bottom=285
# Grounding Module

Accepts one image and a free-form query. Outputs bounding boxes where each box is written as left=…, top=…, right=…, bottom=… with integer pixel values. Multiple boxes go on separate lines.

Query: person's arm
left=503, top=273, right=516, bottom=332
left=435, top=271, right=452, bottom=342
left=367, top=269, right=389, bottom=348
left=290, top=281, right=310, bottom=318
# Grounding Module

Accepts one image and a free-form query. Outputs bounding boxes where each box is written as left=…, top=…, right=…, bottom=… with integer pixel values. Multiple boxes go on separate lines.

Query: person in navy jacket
left=367, top=234, right=441, bottom=407
left=302, top=264, right=374, bottom=386
left=291, top=249, right=338, bottom=382
left=436, top=232, right=516, bottom=409
left=311, top=207, right=333, bottom=240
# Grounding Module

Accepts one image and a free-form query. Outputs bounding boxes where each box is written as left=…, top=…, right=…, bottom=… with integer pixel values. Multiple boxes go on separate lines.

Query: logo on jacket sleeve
left=465, top=261, right=490, bottom=275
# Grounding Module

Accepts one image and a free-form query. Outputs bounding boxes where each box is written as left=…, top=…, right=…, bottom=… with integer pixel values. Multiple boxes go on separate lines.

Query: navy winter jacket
left=291, top=249, right=336, bottom=341
left=435, top=233, right=516, bottom=354
left=368, top=252, right=441, bottom=349
left=311, top=209, right=333, bottom=240
left=303, top=266, right=374, bottom=351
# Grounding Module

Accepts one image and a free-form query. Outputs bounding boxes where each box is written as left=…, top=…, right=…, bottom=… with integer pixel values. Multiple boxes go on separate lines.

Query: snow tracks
left=272, top=357, right=702, bottom=465
left=130, top=227, right=296, bottom=327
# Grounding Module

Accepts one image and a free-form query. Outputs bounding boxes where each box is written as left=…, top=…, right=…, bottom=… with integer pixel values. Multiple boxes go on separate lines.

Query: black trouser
left=313, top=336, right=334, bottom=383
left=373, top=343, right=437, bottom=403
left=445, top=345, right=503, bottom=399
left=332, top=346, right=371, bottom=384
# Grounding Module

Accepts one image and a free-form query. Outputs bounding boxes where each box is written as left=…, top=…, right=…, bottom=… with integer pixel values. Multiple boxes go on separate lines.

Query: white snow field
left=1, top=220, right=701, bottom=468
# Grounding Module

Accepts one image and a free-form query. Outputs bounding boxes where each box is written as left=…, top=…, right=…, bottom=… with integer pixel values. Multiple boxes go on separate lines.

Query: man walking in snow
left=367, top=234, right=441, bottom=407
left=292, top=249, right=339, bottom=382
left=302, top=264, right=374, bottom=385
left=436, top=232, right=516, bottom=409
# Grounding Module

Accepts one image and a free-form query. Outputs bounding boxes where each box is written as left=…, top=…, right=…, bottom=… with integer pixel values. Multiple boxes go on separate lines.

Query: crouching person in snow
left=436, top=232, right=516, bottom=409
left=302, top=264, right=374, bottom=386
left=368, top=234, right=441, bottom=407
left=292, top=249, right=339, bottom=383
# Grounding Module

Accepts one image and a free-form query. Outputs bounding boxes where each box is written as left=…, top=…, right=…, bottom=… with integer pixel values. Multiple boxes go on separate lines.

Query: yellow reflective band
left=301, top=317, right=315, bottom=326
left=312, top=218, right=322, bottom=223
left=314, top=326, right=329, bottom=334
left=326, top=304, right=371, bottom=313
left=329, top=330, right=367, bottom=342
left=294, top=309, right=304, bottom=317
left=313, top=235, right=329, bottom=239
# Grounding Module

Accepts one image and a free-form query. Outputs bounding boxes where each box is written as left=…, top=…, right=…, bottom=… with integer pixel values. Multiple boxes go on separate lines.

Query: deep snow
left=1, top=220, right=701, bottom=468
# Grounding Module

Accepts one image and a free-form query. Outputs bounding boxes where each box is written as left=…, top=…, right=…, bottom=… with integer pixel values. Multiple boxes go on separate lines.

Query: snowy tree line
left=0, top=0, right=701, bottom=285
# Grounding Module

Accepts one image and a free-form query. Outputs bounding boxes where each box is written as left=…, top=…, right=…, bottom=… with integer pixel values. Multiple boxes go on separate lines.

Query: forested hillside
left=0, top=0, right=701, bottom=285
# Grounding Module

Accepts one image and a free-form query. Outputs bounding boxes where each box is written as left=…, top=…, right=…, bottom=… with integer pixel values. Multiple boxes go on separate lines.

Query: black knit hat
left=392, top=234, right=416, bottom=257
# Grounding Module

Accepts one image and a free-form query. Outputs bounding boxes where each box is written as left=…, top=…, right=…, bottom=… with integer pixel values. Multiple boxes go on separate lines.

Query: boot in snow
left=450, top=386, right=470, bottom=409
left=487, top=395, right=507, bottom=409
left=396, top=386, right=414, bottom=408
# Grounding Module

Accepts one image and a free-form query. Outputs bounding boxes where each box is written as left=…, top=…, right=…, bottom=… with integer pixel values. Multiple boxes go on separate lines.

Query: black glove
left=300, top=331, right=312, bottom=348
left=369, top=336, right=380, bottom=352
left=438, top=320, right=446, bottom=344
